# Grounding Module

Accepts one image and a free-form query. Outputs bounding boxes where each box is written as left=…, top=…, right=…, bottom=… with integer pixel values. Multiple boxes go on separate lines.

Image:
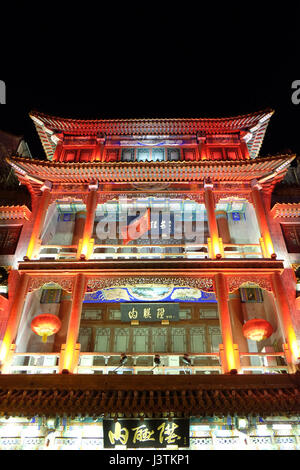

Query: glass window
left=108, top=309, right=121, bottom=320
left=179, top=308, right=192, bottom=320
left=171, top=327, right=186, bottom=352
left=152, top=148, right=165, bottom=162
left=152, top=327, right=167, bottom=352
left=199, top=309, right=218, bottom=319
left=78, top=327, right=92, bottom=352
left=113, top=328, right=129, bottom=352
left=167, top=148, right=181, bottom=161
left=190, top=326, right=206, bottom=353
left=133, top=328, right=149, bottom=352
left=208, top=326, right=222, bottom=353
left=121, top=149, right=134, bottom=162
left=94, top=328, right=110, bottom=352
left=81, top=309, right=102, bottom=320
left=137, top=149, right=150, bottom=162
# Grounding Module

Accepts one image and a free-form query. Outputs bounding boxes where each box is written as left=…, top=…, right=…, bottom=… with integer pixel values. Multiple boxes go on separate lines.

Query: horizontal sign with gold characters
left=103, top=418, right=189, bottom=448
left=120, top=302, right=179, bottom=322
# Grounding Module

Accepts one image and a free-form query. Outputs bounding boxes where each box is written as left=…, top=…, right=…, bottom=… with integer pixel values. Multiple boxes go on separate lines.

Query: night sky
left=0, top=5, right=299, bottom=159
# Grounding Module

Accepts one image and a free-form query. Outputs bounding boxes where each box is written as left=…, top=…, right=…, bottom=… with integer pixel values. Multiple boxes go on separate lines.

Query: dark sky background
left=0, top=5, right=299, bottom=159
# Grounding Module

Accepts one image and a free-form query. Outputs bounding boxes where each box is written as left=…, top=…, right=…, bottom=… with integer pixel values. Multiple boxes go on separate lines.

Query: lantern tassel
left=42, top=333, right=48, bottom=343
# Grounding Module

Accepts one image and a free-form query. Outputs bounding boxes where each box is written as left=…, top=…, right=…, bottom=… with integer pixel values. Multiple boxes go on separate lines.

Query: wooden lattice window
left=0, top=225, right=22, bottom=254
left=281, top=224, right=300, bottom=253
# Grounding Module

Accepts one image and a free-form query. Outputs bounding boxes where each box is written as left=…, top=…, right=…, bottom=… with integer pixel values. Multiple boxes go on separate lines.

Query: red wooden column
left=216, top=210, right=231, bottom=244
left=204, top=181, right=222, bottom=258
left=251, top=181, right=275, bottom=258
left=214, top=273, right=239, bottom=373
left=25, top=183, right=52, bottom=260
left=0, top=273, right=29, bottom=371
left=272, top=271, right=300, bottom=367
left=60, top=274, right=87, bottom=373
left=78, top=186, right=98, bottom=259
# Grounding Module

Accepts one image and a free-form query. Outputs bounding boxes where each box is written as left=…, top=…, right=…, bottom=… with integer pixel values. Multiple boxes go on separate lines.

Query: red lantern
left=31, top=314, right=62, bottom=343
left=242, top=318, right=273, bottom=342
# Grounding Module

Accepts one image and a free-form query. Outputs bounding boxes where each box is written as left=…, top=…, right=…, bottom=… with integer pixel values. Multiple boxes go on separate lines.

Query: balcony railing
left=9, top=352, right=60, bottom=374
left=39, top=245, right=77, bottom=260
left=92, top=243, right=209, bottom=260
left=240, top=352, right=289, bottom=374
left=77, top=352, right=222, bottom=375
left=223, top=243, right=262, bottom=259
left=37, top=243, right=263, bottom=260
left=5, top=351, right=289, bottom=375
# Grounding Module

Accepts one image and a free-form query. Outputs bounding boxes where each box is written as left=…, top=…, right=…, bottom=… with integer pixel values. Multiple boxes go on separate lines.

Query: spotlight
left=237, top=418, right=248, bottom=429
left=182, top=354, right=191, bottom=366
left=154, top=354, right=161, bottom=366
left=181, top=354, right=191, bottom=374
left=113, top=353, right=128, bottom=372
left=151, top=354, right=161, bottom=371
left=120, top=353, right=128, bottom=366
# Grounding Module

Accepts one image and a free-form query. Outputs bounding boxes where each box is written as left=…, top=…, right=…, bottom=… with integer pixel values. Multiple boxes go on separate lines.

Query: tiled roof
left=7, top=154, right=293, bottom=186
left=0, top=374, right=300, bottom=419
left=271, top=203, right=300, bottom=218
left=30, top=110, right=274, bottom=161
left=0, top=205, right=31, bottom=220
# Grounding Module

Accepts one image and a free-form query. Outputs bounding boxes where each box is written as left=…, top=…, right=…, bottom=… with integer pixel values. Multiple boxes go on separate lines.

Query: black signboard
left=121, top=303, right=179, bottom=322
left=103, top=418, right=189, bottom=448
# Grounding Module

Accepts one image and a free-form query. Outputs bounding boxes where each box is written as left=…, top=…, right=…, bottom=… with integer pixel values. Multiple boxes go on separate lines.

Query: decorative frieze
left=86, top=275, right=214, bottom=293
left=227, top=274, right=273, bottom=293
left=25, top=273, right=275, bottom=295
left=28, top=276, right=74, bottom=293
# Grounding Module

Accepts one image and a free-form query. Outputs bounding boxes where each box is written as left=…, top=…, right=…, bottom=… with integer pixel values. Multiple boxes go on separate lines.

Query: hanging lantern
left=242, top=318, right=273, bottom=342
left=31, top=314, right=62, bottom=343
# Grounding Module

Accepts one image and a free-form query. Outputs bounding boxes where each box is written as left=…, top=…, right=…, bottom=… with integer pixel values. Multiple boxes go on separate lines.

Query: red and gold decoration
left=31, top=314, right=61, bottom=343
left=242, top=318, right=273, bottom=342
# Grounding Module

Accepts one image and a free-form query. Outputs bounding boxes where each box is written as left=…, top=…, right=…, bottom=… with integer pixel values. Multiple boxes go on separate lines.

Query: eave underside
left=0, top=374, right=300, bottom=419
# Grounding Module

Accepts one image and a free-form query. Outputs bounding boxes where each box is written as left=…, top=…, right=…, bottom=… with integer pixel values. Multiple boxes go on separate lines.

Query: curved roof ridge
left=30, top=108, right=274, bottom=124
left=29, top=109, right=275, bottom=161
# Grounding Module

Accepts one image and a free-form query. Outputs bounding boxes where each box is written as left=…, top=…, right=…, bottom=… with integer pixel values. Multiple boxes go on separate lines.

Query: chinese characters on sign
left=104, top=419, right=189, bottom=448
left=120, top=303, right=179, bottom=322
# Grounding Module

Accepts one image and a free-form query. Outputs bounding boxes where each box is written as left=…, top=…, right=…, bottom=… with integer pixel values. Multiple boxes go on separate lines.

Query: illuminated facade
left=0, top=110, right=300, bottom=450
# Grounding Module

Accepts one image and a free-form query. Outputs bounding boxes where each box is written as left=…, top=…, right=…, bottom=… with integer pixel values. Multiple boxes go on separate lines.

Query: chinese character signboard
left=103, top=419, right=189, bottom=448
left=121, top=303, right=179, bottom=322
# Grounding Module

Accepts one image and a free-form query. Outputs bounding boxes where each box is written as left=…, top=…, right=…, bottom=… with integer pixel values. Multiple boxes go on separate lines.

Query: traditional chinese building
left=0, top=109, right=300, bottom=450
